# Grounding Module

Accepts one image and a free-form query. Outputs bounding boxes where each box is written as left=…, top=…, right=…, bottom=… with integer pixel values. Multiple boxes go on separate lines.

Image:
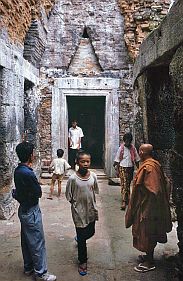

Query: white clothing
left=65, top=172, right=99, bottom=228
left=114, top=145, right=140, bottom=167
left=68, top=126, right=84, bottom=149
left=49, top=158, right=71, bottom=175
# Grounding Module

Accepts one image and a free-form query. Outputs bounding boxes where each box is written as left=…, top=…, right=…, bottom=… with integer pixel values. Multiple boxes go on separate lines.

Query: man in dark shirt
left=14, top=164, right=42, bottom=210
left=14, top=141, right=56, bottom=281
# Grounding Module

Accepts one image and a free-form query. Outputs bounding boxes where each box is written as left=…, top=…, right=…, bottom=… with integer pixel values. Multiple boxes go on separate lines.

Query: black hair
left=57, top=149, right=64, bottom=158
left=76, top=150, right=91, bottom=163
left=123, top=132, right=133, bottom=143
left=16, top=141, right=34, bottom=163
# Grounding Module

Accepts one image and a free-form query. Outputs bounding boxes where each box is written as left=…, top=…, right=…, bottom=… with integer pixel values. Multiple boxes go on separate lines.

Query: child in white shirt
left=48, top=149, right=70, bottom=199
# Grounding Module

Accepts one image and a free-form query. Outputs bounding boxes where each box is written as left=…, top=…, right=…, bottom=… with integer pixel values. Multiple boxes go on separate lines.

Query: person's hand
left=113, top=162, right=119, bottom=168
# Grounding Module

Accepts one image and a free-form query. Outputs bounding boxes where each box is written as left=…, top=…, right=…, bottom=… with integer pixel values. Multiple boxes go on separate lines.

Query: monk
left=125, top=144, right=172, bottom=273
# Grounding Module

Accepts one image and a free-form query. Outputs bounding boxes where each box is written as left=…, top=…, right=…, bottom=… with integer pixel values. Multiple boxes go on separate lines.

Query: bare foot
left=121, top=201, right=126, bottom=210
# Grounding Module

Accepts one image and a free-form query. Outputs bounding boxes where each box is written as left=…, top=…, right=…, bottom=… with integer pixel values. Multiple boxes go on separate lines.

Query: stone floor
left=0, top=178, right=179, bottom=281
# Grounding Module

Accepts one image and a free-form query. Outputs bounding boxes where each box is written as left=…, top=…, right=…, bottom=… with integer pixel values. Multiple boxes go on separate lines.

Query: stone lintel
left=55, top=77, right=120, bottom=90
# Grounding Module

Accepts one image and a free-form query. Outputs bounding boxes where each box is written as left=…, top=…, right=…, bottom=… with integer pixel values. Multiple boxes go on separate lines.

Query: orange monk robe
left=125, top=158, right=172, bottom=253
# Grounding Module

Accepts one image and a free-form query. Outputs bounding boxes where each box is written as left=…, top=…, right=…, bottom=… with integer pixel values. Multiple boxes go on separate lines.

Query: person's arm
left=113, top=147, right=120, bottom=167
left=68, top=129, right=72, bottom=147
left=93, top=173, right=99, bottom=194
left=64, top=160, right=71, bottom=171
left=134, top=147, right=140, bottom=168
left=48, top=160, right=54, bottom=173
left=76, top=137, right=81, bottom=149
left=76, top=128, right=84, bottom=149
left=69, top=137, right=72, bottom=147
left=113, top=161, right=119, bottom=167
left=65, top=177, right=75, bottom=204
left=28, top=171, right=42, bottom=198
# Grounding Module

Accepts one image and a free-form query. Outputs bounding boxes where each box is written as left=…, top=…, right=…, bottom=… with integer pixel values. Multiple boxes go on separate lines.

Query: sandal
left=78, top=263, right=87, bottom=276
left=134, top=263, right=156, bottom=273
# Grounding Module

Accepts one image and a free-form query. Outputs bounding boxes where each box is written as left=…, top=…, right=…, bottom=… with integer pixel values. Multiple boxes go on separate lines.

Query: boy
left=48, top=149, right=70, bottom=199
left=65, top=151, right=99, bottom=276
left=13, top=141, right=56, bottom=281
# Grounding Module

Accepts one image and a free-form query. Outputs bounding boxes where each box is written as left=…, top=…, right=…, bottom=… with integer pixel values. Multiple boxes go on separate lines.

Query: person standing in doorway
left=68, top=120, right=84, bottom=170
left=113, top=132, right=140, bottom=210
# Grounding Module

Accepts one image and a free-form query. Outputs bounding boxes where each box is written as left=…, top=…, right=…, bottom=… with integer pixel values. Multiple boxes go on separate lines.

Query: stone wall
left=40, top=0, right=134, bottom=158
left=118, top=0, right=171, bottom=59
left=135, top=66, right=175, bottom=176
left=0, top=38, right=40, bottom=218
left=39, top=0, right=171, bottom=160
left=41, top=0, right=130, bottom=71
left=0, top=0, right=53, bottom=218
left=0, top=0, right=172, bottom=161
left=133, top=0, right=183, bottom=276
left=0, top=0, right=172, bottom=217
left=0, top=66, right=24, bottom=219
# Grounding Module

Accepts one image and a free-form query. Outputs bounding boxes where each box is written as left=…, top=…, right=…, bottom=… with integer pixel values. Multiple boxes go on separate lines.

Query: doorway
left=52, top=77, right=120, bottom=177
left=67, top=96, right=105, bottom=168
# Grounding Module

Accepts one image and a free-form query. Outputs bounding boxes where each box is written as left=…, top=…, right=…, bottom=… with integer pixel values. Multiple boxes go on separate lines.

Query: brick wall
left=38, top=91, right=52, bottom=160
left=0, top=0, right=55, bottom=43
left=118, top=0, right=171, bottom=59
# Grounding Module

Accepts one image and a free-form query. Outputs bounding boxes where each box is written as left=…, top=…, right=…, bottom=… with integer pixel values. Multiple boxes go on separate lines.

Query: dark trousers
left=76, top=221, right=95, bottom=264
left=69, top=148, right=78, bottom=169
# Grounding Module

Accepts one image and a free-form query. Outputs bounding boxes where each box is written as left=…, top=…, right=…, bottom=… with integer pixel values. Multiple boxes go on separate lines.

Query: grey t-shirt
left=65, top=172, right=99, bottom=228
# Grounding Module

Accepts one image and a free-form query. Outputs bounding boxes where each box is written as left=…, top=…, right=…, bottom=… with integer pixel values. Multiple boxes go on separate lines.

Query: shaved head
left=139, top=144, right=153, bottom=160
